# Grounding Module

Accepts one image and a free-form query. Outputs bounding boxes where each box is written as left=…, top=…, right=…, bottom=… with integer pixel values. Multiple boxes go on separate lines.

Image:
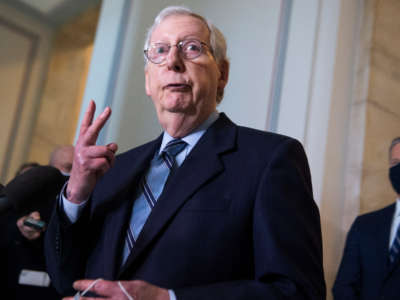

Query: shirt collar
left=159, top=111, right=219, bottom=154
left=395, top=197, right=400, bottom=218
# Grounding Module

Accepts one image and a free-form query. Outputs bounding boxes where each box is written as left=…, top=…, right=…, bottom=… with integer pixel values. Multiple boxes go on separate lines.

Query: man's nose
left=166, top=46, right=185, bottom=72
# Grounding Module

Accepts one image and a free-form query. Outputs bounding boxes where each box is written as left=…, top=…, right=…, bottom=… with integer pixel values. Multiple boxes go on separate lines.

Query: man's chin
left=161, top=100, right=190, bottom=113
left=160, top=105, right=196, bottom=116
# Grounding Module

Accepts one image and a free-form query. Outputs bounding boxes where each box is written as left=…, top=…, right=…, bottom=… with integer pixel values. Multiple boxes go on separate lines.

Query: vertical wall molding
left=266, top=0, right=293, bottom=132
left=76, top=0, right=133, bottom=145
left=0, top=17, right=39, bottom=182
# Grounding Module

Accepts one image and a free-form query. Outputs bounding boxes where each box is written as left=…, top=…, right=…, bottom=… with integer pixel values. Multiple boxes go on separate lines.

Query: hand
left=63, top=279, right=169, bottom=300
left=16, top=211, right=43, bottom=240
left=66, top=100, right=118, bottom=203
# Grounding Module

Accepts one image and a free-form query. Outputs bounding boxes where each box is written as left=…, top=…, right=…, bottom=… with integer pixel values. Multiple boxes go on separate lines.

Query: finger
left=74, top=156, right=112, bottom=177
left=85, top=146, right=116, bottom=161
left=106, top=143, right=118, bottom=167
left=72, top=297, right=100, bottom=300
left=73, top=279, right=115, bottom=297
left=62, top=297, right=100, bottom=300
left=23, top=226, right=38, bottom=234
left=73, top=279, right=97, bottom=292
left=79, top=100, right=96, bottom=135
left=16, top=216, right=27, bottom=228
left=106, top=143, right=118, bottom=154
left=17, top=217, right=38, bottom=233
left=84, top=107, right=111, bottom=146
left=30, top=211, right=40, bottom=220
left=76, top=148, right=115, bottom=173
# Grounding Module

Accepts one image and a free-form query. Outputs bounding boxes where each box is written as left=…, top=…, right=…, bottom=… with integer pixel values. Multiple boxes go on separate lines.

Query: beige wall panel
left=0, top=25, right=32, bottom=172
left=0, top=2, right=53, bottom=183
left=27, top=6, right=99, bottom=167
left=361, top=102, right=400, bottom=213
left=359, top=0, right=400, bottom=214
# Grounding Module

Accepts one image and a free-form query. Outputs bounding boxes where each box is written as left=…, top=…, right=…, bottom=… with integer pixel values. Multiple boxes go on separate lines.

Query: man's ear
left=218, top=60, right=229, bottom=90
left=217, top=60, right=229, bottom=102
left=145, top=67, right=151, bottom=97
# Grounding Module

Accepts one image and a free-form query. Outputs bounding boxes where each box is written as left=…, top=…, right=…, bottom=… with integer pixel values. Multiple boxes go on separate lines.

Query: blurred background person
left=0, top=145, right=73, bottom=300
left=0, top=183, right=5, bottom=207
left=333, top=137, right=400, bottom=300
left=49, top=145, right=74, bottom=176
left=14, top=162, right=40, bottom=177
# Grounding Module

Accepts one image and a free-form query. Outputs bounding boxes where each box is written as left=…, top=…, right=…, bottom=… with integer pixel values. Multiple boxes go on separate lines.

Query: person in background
left=15, top=162, right=40, bottom=176
left=0, top=183, right=5, bottom=203
left=15, top=145, right=74, bottom=242
left=0, top=145, right=73, bottom=300
left=45, top=6, right=325, bottom=300
left=49, top=144, right=74, bottom=175
left=333, top=137, right=400, bottom=300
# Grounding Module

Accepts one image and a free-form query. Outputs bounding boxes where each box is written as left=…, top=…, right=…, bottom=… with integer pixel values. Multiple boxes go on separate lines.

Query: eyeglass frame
left=144, top=39, right=213, bottom=64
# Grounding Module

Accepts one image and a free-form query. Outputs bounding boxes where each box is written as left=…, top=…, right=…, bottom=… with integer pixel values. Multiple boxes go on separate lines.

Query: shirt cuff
left=168, top=289, right=177, bottom=300
left=60, top=181, right=88, bottom=223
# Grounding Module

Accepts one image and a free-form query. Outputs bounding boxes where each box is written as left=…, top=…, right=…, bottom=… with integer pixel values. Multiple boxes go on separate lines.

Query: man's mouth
left=164, top=83, right=191, bottom=91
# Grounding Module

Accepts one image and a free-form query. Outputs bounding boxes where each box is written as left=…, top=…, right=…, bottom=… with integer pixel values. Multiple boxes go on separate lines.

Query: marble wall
left=27, top=6, right=100, bottom=165
left=360, top=0, right=400, bottom=213
left=319, top=0, right=400, bottom=297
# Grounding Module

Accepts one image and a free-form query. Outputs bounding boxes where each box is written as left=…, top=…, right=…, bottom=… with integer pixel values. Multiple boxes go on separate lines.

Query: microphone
left=0, top=183, right=12, bottom=214
left=2, top=165, right=66, bottom=215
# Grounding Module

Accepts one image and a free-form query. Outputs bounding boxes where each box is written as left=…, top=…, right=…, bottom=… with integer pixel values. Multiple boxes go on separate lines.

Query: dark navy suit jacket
left=333, top=203, right=400, bottom=300
left=45, top=113, right=326, bottom=299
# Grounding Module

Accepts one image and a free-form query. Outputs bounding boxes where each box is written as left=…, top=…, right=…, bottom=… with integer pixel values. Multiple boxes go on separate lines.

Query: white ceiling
left=2, top=0, right=101, bottom=27
left=17, top=0, right=68, bottom=14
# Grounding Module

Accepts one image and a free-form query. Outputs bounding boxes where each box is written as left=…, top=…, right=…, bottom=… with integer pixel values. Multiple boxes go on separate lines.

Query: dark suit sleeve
left=175, top=138, right=326, bottom=299
left=44, top=196, right=91, bottom=295
left=332, top=219, right=361, bottom=300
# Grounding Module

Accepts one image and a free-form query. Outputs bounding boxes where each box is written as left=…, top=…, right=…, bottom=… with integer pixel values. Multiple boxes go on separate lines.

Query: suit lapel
left=378, top=210, right=393, bottom=277
left=382, top=204, right=398, bottom=278
left=118, top=114, right=237, bottom=277
left=92, top=136, right=162, bottom=278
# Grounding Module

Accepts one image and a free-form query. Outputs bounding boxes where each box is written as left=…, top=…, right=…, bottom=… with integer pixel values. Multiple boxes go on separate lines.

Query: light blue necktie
left=122, top=139, right=187, bottom=264
left=389, top=223, right=400, bottom=265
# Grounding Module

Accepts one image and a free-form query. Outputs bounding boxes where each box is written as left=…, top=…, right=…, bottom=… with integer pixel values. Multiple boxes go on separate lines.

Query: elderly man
left=45, top=6, right=325, bottom=300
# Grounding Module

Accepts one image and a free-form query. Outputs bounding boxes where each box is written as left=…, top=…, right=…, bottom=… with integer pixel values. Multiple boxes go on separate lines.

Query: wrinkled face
left=145, top=15, right=228, bottom=129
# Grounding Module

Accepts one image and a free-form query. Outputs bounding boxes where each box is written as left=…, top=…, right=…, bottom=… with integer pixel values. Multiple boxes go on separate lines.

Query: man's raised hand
left=66, top=100, right=118, bottom=203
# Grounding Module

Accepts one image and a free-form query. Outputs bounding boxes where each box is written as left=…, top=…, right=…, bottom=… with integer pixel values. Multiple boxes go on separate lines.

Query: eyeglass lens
left=146, top=40, right=204, bottom=64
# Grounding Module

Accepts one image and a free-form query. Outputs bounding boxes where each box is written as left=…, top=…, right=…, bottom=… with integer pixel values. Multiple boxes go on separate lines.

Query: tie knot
left=163, top=139, right=187, bottom=158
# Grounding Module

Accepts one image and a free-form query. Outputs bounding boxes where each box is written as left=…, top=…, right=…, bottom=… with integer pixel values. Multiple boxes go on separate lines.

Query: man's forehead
left=392, top=143, right=400, bottom=156
left=390, top=143, right=400, bottom=164
left=150, top=14, right=210, bottom=41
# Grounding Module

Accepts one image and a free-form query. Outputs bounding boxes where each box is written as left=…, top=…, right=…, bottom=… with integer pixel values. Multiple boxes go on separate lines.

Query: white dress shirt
left=389, top=197, right=400, bottom=249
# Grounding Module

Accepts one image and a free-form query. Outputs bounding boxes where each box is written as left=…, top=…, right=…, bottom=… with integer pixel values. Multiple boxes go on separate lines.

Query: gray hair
left=389, top=137, right=400, bottom=161
left=143, top=6, right=229, bottom=103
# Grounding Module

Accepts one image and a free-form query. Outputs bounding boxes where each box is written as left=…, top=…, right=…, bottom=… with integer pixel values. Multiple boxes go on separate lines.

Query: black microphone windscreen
left=0, top=195, right=12, bottom=214
left=4, top=165, right=66, bottom=213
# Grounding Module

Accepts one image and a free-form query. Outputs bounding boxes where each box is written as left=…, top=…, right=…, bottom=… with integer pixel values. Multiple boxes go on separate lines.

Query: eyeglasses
left=144, top=39, right=211, bottom=64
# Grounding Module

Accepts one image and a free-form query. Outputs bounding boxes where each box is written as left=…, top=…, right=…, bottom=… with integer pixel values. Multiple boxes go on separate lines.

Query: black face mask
left=389, top=163, right=400, bottom=194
